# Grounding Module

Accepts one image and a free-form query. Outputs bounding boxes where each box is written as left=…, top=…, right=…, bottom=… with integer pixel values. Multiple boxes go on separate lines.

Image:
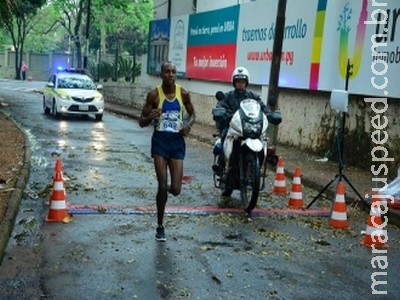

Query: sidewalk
left=105, top=101, right=400, bottom=227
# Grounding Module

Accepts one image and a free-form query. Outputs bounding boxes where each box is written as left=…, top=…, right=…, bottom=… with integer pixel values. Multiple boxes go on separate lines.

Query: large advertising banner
left=147, top=1, right=400, bottom=98
left=147, top=19, right=170, bottom=75
left=169, top=15, right=189, bottom=78
left=186, top=5, right=239, bottom=81
left=280, top=0, right=318, bottom=89
left=318, top=0, right=400, bottom=98
left=235, top=0, right=278, bottom=85
left=235, top=0, right=318, bottom=88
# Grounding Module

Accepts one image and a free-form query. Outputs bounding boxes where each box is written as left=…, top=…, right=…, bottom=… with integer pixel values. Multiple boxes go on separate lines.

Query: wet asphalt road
left=0, top=80, right=399, bottom=299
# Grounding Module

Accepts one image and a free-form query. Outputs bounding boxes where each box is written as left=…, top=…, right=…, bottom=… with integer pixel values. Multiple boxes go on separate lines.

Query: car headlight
left=94, top=95, right=104, bottom=102
left=59, top=93, right=70, bottom=100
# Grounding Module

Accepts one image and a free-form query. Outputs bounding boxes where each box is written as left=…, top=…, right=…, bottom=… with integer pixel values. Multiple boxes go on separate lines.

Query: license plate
left=79, top=105, right=89, bottom=111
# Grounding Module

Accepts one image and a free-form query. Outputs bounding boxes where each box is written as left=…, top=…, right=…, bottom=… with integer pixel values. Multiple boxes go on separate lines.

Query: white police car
left=43, top=68, right=105, bottom=121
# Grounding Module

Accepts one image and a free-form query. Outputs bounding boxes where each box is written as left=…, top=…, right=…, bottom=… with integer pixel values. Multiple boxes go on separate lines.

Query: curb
left=0, top=113, right=31, bottom=264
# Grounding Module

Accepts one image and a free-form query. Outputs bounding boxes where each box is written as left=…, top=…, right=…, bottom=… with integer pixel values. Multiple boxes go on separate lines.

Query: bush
left=118, top=57, right=133, bottom=82
left=86, top=60, right=97, bottom=79
left=88, top=57, right=141, bottom=82
left=100, top=61, right=115, bottom=82
left=118, top=57, right=141, bottom=82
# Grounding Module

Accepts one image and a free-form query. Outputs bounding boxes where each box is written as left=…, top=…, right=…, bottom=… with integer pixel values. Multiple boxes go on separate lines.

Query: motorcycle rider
left=213, top=66, right=271, bottom=173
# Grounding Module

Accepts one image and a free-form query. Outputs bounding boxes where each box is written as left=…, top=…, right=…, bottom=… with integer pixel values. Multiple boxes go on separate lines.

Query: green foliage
left=0, top=0, right=46, bottom=79
left=18, top=0, right=153, bottom=62
left=89, top=57, right=141, bottom=82
left=117, top=57, right=141, bottom=82
left=92, top=0, right=152, bottom=55
left=0, top=30, right=11, bottom=46
left=99, top=61, right=115, bottom=82
left=133, top=63, right=141, bottom=78
left=86, top=60, right=98, bottom=79
left=25, top=3, right=65, bottom=52
left=0, top=1, right=13, bottom=25
left=1, top=0, right=151, bottom=79
left=0, top=0, right=46, bottom=27
left=118, top=56, right=134, bottom=81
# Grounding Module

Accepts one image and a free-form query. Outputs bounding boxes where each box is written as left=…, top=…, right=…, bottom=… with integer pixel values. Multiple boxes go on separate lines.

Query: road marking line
left=67, top=204, right=330, bottom=217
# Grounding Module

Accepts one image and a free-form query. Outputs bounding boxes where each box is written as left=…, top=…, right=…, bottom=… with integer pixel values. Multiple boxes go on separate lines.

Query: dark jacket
left=214, top=89, right=270, bottom=131
left=216, top=90, right=269, bottom=116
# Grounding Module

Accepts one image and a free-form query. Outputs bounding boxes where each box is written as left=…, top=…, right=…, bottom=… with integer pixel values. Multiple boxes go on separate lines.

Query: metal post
left=96, top=49, right=101, bottom=82
left=67, top=35, right=71, bottom=68
left=132, top=47, right=136, bottom=83
left=114, top=38, right=119, bottom=81
left=267, top=0, right=286, bottom=109
left=266, top=0, right=286, bottom=145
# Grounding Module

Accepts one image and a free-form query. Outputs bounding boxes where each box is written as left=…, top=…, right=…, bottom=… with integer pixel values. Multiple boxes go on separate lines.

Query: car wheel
left=52, top=100, right=60, bottom=119
left=43, top=97, right=50, bottom=114
left=95, top=114, right=103, bottom=122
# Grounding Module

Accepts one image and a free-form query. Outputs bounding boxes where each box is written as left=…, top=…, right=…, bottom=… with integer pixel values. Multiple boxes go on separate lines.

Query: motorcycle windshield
left=240, top=99, right=261, bottom=118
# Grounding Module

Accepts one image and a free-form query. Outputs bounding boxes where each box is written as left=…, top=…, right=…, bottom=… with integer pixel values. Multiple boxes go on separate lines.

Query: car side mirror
left=96, top=84, right=103, bottom=90
left=46, top=82, right=54, bottom=88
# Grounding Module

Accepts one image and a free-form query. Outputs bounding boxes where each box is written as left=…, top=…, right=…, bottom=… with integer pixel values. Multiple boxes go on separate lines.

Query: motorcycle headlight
left=243, top=121, right=262, bottom=138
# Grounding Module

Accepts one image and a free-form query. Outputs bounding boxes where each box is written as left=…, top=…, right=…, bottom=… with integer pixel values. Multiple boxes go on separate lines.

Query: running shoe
left=155, top=225, right=166, bottom=242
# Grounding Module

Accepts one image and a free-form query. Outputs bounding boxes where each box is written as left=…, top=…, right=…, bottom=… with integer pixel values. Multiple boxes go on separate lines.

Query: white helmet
left=232, top=66, right=249, bottom=86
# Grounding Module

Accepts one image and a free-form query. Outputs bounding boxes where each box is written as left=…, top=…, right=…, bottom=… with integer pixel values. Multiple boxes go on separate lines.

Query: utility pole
left=267, top=0, right=286, bottom=145
left=167, top=0, right=171, bottom=18
left=83, top=0, right=91, bottom=69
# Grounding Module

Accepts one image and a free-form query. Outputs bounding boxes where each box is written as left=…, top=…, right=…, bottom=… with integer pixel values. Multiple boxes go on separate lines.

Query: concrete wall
left=0, top=51, right=81, bottom=81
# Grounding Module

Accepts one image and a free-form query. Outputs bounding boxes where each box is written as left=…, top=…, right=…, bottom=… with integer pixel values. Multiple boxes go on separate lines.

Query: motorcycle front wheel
left=240, top=151, right=260, bottom=213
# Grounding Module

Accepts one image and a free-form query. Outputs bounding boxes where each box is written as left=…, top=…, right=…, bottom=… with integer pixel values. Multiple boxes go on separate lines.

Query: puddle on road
left=24, top=128, right=39, bottom=152
left=30, top=155, right=50, bottom=168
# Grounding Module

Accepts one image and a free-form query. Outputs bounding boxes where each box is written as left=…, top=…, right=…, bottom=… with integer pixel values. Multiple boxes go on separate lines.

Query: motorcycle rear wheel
left=240, top=151, right=260, bottom=213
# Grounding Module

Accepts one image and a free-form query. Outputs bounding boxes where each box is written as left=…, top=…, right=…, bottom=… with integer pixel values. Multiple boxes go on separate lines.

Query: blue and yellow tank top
left=154, top=84, right=184, bottom=133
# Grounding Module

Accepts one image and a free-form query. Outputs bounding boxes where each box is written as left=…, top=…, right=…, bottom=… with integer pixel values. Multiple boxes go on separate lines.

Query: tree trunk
left=14, top=48, right=20, bottom=80
left=75, top=40, right=82, bottom=68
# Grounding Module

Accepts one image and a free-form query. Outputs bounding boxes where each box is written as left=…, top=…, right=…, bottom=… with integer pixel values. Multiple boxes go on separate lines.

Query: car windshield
left=57, top=76, right=96, bottom=90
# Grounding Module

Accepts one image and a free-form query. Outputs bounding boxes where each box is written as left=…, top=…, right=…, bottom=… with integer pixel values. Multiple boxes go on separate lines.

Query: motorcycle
left=212, top=91, right=281, bottom=213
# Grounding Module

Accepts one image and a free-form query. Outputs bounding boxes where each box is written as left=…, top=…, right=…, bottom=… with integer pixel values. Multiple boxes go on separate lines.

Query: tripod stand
left=306, top=59, right=365, bottom=208
left=306, top=111, right=365, bottom=208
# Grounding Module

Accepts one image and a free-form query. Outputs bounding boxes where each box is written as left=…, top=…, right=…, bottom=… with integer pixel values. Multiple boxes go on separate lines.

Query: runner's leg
left=153, top=154, right=168, bottom=226
left=168, top=158, right=183, bottom=196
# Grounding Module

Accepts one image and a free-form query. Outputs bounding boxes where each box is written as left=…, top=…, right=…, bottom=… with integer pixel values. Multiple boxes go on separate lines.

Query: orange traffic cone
left=288, top=166, right=304, bottom=208
left=55, top=158, right=67, bottom=202
left=273, top=157, right=287, bottom=195
left=46, top=159, right=67, bottom=206
left=360, top=194, right=389, bottom=249
left=46, top=168, right=69, bottom=222
left=55, top=158, right=63, bottom=179
left=329, top=181, right=349, bottom=229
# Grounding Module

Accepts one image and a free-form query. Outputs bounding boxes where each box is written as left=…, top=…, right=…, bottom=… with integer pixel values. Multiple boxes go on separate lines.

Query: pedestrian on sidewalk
left=139, top=61, right=196, bottom=241
left=21, top=61, right=28, bottom=81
